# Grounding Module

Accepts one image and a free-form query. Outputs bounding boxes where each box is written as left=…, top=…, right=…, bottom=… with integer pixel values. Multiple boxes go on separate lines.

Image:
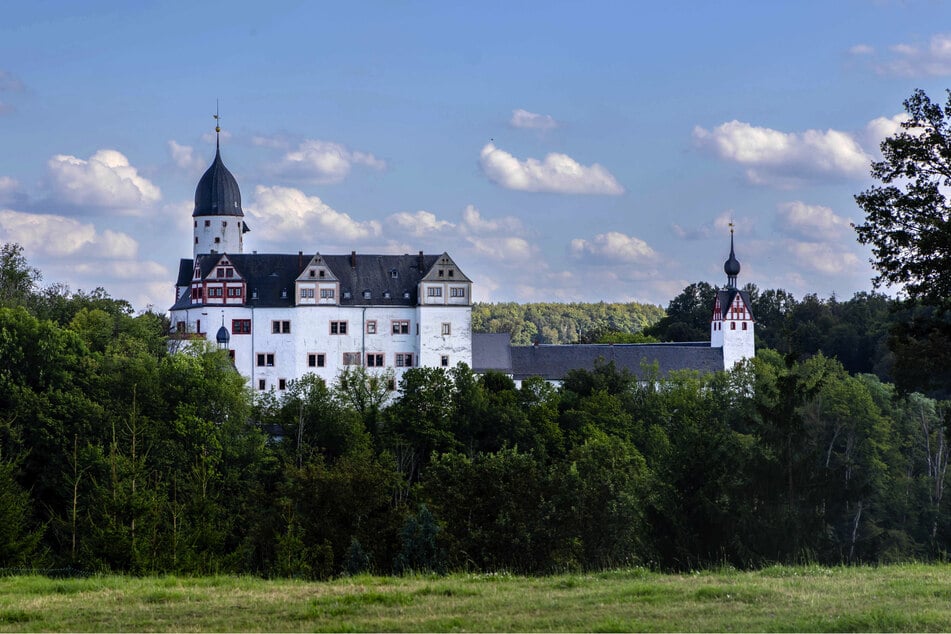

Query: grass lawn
left=2, top=563, right=951, bottom=631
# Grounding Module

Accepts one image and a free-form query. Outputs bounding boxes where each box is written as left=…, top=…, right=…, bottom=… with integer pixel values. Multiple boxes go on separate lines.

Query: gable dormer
left=420, top=252, right=472, bottom=305
left=296, top=253, right=339, bottom=305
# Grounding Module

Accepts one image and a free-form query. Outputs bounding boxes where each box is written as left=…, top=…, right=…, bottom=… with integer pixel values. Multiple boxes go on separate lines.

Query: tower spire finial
left=213, top=100, right=221, bottom=150
left=723, top=221, right=741, bottom=288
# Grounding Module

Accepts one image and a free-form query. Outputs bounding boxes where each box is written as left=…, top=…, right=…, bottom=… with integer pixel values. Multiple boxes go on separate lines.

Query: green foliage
left=473, top=301, right=664, bottom=345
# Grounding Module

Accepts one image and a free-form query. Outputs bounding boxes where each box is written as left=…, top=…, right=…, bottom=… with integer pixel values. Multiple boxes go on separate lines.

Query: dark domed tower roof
left=723, top=228, right=740, bottom=288
left=193, top=146, right=243, bottom=217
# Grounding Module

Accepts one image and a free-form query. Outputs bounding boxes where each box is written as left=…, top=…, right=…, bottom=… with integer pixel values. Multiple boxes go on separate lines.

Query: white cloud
left=777, top=201, right=852, bottom=240
left=510, top=109, right=558, bottom=130
left=693, top=120, right=870, bottom=185
left=168, top=140, right=206, bottom=172
left=569, top=231, right=657, bottom=264
left=875, top=33, right=951, bottom=76
left=466, top=236, right=535, bottom=262
left=0, top=209, right=138, bottom=258
left=479, top=142, right=624, bottom=195
left=459, top=204, right=525, bottom=235
left=849, top=44, right=874, bottom=55
left=865, top=113, right=909, bottom=148
left=47, top=149, right=161, bottom=211
left=248, top=185, right=381, bottom=242
left=786, top=241, right=861, bottom=275
left=386, top=210, right=456, bottom=237
left=269, top=139, right=386, bottom=184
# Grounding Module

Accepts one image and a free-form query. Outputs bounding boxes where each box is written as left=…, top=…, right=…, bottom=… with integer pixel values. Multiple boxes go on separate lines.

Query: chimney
left=298, top=251, right=303, bottom=268
left=351, top=250, right=357, bottom=268
left=418, top=250, right=424, bottom=271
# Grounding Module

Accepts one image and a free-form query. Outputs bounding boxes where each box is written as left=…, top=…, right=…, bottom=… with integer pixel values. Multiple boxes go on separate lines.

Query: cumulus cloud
left=47, top=149, right=161, bottom=212
left=0, top=209, right=138, bottom=258
left=865, top=113, right=910, bottom=148
left=386, top=210, right=455, bottom=237
left=466, top=236, right=535, bottom=262
left=777, top=201, right=853, bottom=240
left=874, top=33, right=951, bottom=76
left=693, top=120, right=870, bottom=186
left=510, top=109, right=558, bottom=130
left=459, top=204, right=525, bottom=235
left=569, top=231, right=657, bottom=264
left=249, top=185, right=381, bottom=242
left=168, top=140, right=206, bottom=172
left=479, top=143, right=624, bottom=195
left=266, top=138, right=386, bottom=184
left=786, top=241, right=861, bottom=275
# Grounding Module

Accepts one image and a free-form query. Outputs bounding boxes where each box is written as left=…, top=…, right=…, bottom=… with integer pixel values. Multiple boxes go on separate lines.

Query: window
left=217, top=267, right=225, bottom=278
left=742, top=322, right=748, bottom=330
left=226, top=267, right=233, bottom=277
left=278, top=379, right=287, bottom=391
left=194, top=221, right=197, bottom=228
left=427, top=287, right=442, bottom=297
left=222, top=221, right=228, bottom=228
left=342, top=352, right=361, bottom=365
left=731, top=322, right=736, bottom=330
left=331, top=321, right=348, bottom=335
left=363, top=290, right=371, bottom=299
left=390, top=269, right=398, bottom=279
left=196, top=319, right=201, bottom=333
left=392, top=320, right=410, bottom=335
left=441, top=322, right=451, bottom=336
left=450, top=287, right=466, bottom=298
left=343, top=291, right=352, bottom=299
left=395, top=353, right=414, bottom=367
left=366, top=320, right=377, bottom=335
left=227, top=287, right=242, bottom=297
left=214, top=237, right=221, bottom=244
left=300, top=288, right=315, bottom=299
left=309, top=269, right=316, bottom=278
left=232, top=319, right=251, bottom=334
left=228, top=349, right=235, bottom=362
left=441, top=355, right=449, bottom=367
left=256, top=353, right=275, bottom=367
left=176, top=321, right=186, bottom=333
left=208, top=287, right=223, bottom=298
left=308, top=353, right=326, bottom=368
left=438, top=270, right=444, bottom=277
left=320, top=288, right=335, bottom=299
left=272, top=320, right=291, bottom=334
left=258, top=379, right=266, bottom=391
left=448, top=269, right=454, bottom=277
left=204, top=220, right=210, bottom=227
left=366, top=353, right=384, bottom=367
left=319, top=269, right=326, bottom=278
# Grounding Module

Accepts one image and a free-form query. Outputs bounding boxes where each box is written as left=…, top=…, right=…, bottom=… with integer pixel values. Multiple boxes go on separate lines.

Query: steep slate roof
left=171, top=252, right=445, bottom=310
left=193, top=147, right=244, bottom=217
left=507, top=342, right=724, bottom=381
left=472, top=333, right=514, bottom=373
left=713, top=288, right=755, bottom=319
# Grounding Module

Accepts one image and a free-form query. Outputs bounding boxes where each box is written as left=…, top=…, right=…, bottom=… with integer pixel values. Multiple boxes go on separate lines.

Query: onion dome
left=723, top=228, right=740, bottom=288
left=216, top=324, right=231, bottom=346
left=193, top=146, right=243, bottom=217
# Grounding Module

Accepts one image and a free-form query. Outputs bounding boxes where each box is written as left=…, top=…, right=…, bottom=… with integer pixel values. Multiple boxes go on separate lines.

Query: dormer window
left=343, top=290, right=352, bottom=299
left=383, top=291, right=391, bottom=299
left=363, top=290, right=371, bottom=299
left=281, top=289, right=288, bottom=299
left=403, top=291, right=411, bottom=299
left=252, top=289, right=258, bottom=300
left=390, top=269, right=398, bottom=279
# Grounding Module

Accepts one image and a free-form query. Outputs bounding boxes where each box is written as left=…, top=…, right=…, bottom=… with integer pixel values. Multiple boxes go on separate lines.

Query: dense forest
left=3, top=240, right=951, bottom=577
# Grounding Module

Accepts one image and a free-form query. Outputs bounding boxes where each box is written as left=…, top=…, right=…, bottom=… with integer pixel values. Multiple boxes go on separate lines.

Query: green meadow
left=3, top=564, right=951, bottom=632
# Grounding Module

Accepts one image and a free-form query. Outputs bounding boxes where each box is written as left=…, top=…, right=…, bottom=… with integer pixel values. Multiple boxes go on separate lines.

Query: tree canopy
left=855, top=88, right=951, bottom=303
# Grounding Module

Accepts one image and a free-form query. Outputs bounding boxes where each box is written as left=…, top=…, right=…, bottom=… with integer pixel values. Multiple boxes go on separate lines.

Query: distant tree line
left=3, top=242, right=951, bottom=576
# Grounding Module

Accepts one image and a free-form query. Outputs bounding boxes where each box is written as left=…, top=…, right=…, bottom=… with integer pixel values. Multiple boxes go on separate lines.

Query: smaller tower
left=192, top=111, right=248, bottom=258
left=710, top=224, right=755, bottom=369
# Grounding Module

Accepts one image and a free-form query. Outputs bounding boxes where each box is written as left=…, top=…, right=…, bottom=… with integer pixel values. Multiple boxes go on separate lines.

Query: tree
left=644, top=282, right=717, bottom=342
left=855, top=89, right=951, bottom=302
left=0, top=243, right=40, bottom=308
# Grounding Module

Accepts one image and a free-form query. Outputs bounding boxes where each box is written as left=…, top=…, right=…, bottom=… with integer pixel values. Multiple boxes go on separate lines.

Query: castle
left=170, top=138, right=754, bottom=390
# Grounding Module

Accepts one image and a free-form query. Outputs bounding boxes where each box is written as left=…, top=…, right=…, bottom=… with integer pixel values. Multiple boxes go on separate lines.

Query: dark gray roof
left=714, top=288, right=755, bottom=320
left=193, top=147, right=243, bottom=217
left=171, top=252, right=447, bottom=310
left=505, top=343, right=724, bottom=381
left=472, top=333, right=513, bottom=373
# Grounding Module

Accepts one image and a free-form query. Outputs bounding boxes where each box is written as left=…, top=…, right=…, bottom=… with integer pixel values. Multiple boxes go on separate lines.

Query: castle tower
left=192, top=119, right=248, bottom=258
left=710, top=226, right=755, bottom=369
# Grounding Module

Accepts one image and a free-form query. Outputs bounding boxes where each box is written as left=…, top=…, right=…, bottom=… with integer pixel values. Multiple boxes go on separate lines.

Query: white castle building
left=171, top=137, right=753, bottom=390
left=170, top=139, right=472, bottom=392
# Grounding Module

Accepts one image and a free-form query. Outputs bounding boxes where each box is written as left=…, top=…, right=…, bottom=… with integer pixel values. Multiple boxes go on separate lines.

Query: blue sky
left=1, top=0, right=949, bottom=311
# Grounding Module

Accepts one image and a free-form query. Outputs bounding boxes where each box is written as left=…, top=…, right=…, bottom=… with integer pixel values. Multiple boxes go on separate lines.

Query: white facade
left=194, top=215, right=243, bottom=258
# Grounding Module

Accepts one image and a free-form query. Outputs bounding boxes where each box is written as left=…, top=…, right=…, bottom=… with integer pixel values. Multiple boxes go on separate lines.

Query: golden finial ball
left=215, top=126, right=221, bottom=133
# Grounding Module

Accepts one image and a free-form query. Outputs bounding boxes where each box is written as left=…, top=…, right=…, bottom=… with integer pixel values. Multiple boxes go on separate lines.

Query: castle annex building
left=170, top=140, right=472, bottom=391
left=171, top=137, right=754, bottom=389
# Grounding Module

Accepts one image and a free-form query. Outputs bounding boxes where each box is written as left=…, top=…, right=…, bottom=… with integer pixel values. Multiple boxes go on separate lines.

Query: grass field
left=2, top=563, right=951, bottom=632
